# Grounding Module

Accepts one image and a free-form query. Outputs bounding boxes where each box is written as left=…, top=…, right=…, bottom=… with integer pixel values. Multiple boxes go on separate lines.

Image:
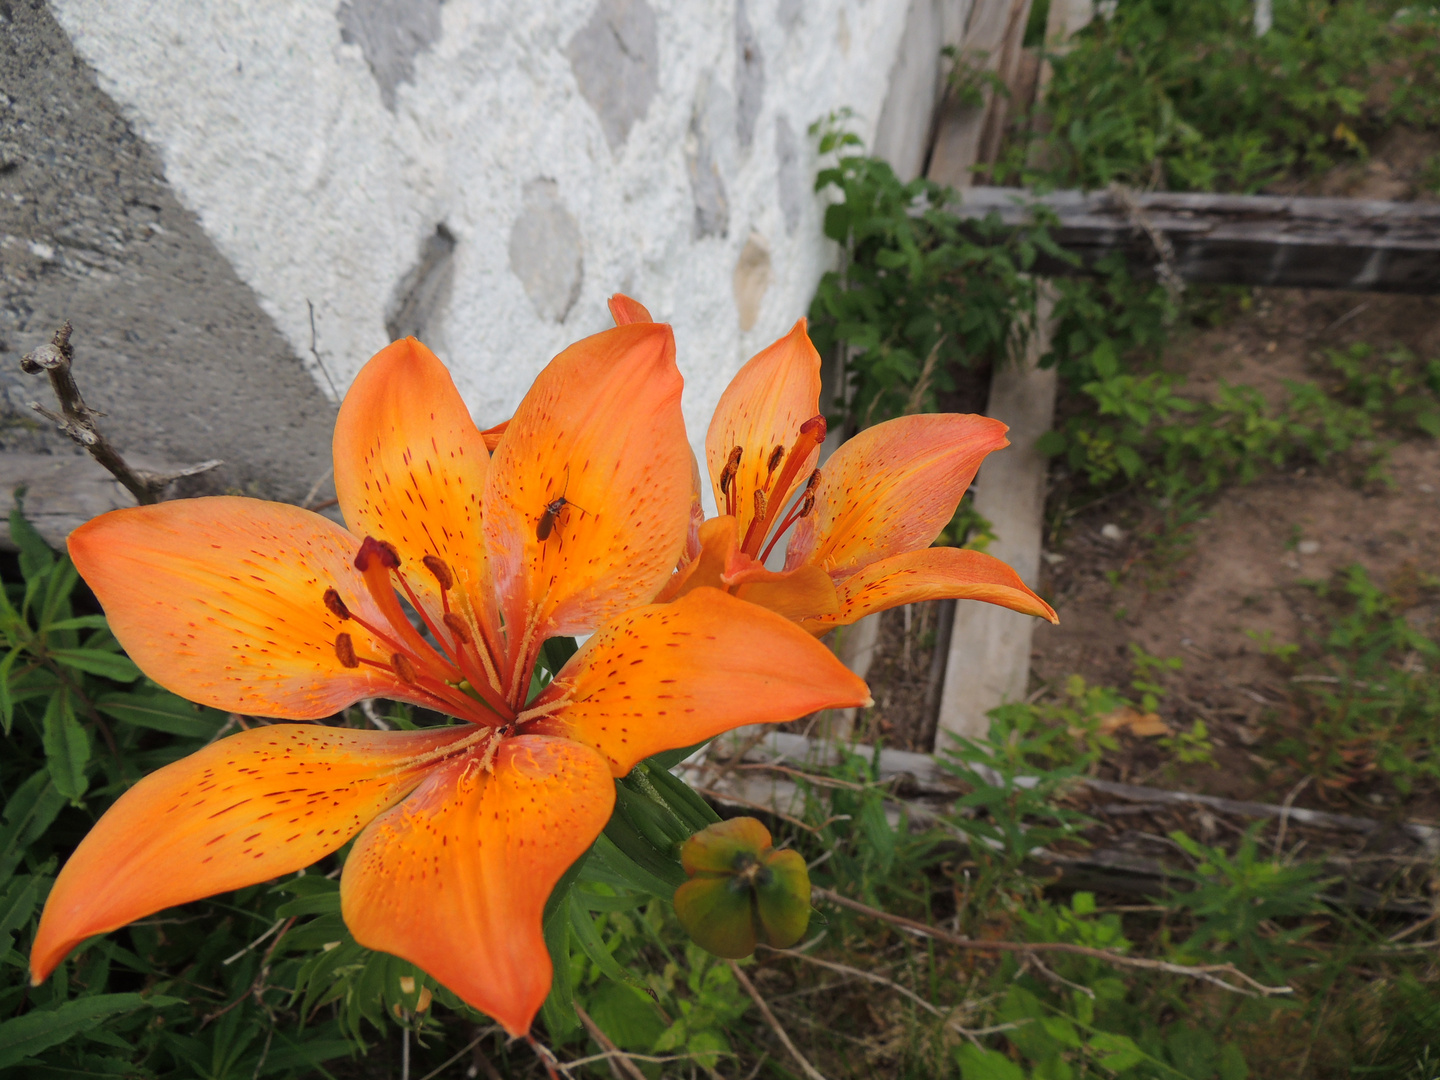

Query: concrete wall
left=1, top=0, right=966, bottom=512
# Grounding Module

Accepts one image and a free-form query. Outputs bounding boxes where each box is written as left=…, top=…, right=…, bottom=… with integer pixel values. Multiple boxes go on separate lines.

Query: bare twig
left=20, top=323, right=221, bottom=504
left=728, top=960, right=829, bottom=1080
left=414, top=1026, right=499, bottom=1080
left=903, top=336, right=946, bottom=415
left=811, top=887, right=1292, bottom=997
left=574, top=1004, right=646, bottom=1080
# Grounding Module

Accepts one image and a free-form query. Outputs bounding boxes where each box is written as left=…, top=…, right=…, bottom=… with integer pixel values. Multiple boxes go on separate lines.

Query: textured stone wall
left=2, top=0, right=965, bottom=508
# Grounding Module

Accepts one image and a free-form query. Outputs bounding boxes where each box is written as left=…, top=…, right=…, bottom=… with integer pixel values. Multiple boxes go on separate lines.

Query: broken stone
left=508, top=179, right=584, bottom=324
left=567, top=0, right=659, bottom=152
left=1100, top=523, right=1124, bottom=541
left=1297, top=539, right=1320, bottom=555
left=337, top=0, right=443, bottom=111
left=774, top=115, right=802, bottom=235
left=734, top=0, right=765, bottom=151
left=732, top=231, right=771, bottom=332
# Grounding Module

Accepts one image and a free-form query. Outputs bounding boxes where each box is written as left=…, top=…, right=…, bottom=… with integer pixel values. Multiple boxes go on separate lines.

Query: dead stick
left=21, top=322, right=220, bottom=504
left=728, top=960, right=829, bottom=1080
left=573, top=1004, right=646, bottom=1080
left=811, top=887, right=1291, bottom=997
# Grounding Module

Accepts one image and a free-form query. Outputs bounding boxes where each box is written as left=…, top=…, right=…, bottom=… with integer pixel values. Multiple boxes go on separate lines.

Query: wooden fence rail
left=950, top=187, right=1440, bottom=294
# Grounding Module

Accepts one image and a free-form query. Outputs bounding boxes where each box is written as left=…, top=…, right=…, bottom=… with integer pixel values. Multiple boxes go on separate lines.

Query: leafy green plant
left=997, top=0, right=1440, bottom=194
left=1264, top=564, right=1440, bottom=797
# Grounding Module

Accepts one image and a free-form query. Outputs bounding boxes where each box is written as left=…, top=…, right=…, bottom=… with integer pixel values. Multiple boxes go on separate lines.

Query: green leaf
left=0, top=648, right=20, bottom=736
left=41, top=616, right=110, bottom=632
left=0, top=876, right=38, bottom=948
left=42, top=690, right=89, bottom=804
left=0, top=772, right=66, bottom=883
left=0, top=993, right=151, bottom=1068
left=1089, top=1032, right=1145, bottom=1072
left=568, top=892, right=646, bottom=989
left=95, top=692, right=224, bottom=739
left=9, top=496, right=55, bottom=584
left=47, top=649, right=141, bottom=683
left=956, top=1044, right=1028, bottom=1080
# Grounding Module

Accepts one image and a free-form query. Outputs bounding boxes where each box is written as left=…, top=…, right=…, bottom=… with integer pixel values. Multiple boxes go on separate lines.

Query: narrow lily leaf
left=0, top=992, right=150, bottom=1068
left=635, top=761, right=721, bottom=833
left=540, top=893, right=578, bottom=1040
left=0, top=772, right=65, bottom=884
left=567, top=891, right=646, bottom=989
left=41, top=691, right=89, bottom=804
left=41, top=615, right=111, bottom=632
left=0, top=649, right=18, bottom=736
left=48, top=648, right=141, bottom=683
left=590, top=833, right=681, bottom=899
left=0, top=876, right=38, bottom=949
left=9, top=498, right=54, bottom=585
left=39, top=560, right=80, bottom=631
left=95, top=692, right=225, bottom=739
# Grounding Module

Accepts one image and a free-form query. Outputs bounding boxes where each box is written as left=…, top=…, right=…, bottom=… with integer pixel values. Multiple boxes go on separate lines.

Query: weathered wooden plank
left=950, top=186, right=1440, bottom=293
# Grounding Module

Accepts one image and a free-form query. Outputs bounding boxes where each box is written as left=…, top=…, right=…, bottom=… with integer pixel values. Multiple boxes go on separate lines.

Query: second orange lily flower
left=608, top=294, right=1057, bottom=634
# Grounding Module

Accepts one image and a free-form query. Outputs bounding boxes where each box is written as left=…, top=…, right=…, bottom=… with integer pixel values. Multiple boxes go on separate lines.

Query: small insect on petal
left=673, top=817, right=811, bottom=959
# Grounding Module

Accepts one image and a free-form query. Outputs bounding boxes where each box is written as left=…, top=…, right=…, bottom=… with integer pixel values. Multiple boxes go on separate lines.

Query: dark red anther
left=718, top=445, right=742, bottom=495
left=799, top=414, right=827, bottom=442
left=765, top=445, right=784, bottom=477
left=422, top=555, right=453, bottom=591
left=334, top=633, right=358, bottom=668
left=442, top=612, right=472, bottom=645
left=391, top=653, right=417, bottom=684
left=323, top=588, right=351, bottom=620
left=354, top=536, right=401, bottom=572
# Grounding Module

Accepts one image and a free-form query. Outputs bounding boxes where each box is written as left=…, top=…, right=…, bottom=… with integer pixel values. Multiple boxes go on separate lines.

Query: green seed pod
left=673, top=817, right=811, bottom=959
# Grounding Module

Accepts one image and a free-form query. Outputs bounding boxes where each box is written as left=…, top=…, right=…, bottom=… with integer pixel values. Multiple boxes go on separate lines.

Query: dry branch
left=811, top=887, right=1292, bottom=997
left=728, top=960, right=830, bottom=1080
left=20, top=323, right=220, bottom=505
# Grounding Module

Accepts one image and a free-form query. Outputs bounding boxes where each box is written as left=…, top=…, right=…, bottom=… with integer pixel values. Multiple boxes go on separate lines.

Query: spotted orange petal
left=340, top=735, right=613, bottom=1038
left=68, top=498, right=427, bottom=718
left=482, top=323, right=691, bottom=678
left=480, top=420, right=509, bottom=452
left=333, top=338, right=490, bottom=636
left=734, top=566, right=840, bottom=622
left=798, top=547, right=1058, bottom=634
left=527, top=587, right=870, bottom=776
left=705, top=321, right=822, bottom=541
left=787, top=413, right=1009, bottom=581
left=608, top=293, right=654, bottom=325
left=30, top=724, right=473, bottom=984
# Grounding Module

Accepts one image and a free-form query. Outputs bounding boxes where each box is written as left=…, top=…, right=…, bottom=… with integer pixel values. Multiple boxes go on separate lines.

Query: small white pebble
left=1041, top=551, right=1066, bottom=566
left=1419, top=483, right=1435, bottom=494
left=1297, top=540, right=1320, bottom=555
left=1100, top=523, right=1124, bottom=542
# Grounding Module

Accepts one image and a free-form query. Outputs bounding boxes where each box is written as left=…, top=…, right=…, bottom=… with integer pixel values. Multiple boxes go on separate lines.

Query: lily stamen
left=759, top=468, right=821, bottom=563
left=740, top=415, right=826, bottom=558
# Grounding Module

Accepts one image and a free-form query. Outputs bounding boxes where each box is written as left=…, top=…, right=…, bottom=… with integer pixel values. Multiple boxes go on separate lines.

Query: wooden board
left=949, top=186, right=1440, bottom=293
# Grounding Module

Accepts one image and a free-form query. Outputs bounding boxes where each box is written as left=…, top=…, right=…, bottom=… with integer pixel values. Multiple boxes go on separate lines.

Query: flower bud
left=673, top=817, right=810, bottom=959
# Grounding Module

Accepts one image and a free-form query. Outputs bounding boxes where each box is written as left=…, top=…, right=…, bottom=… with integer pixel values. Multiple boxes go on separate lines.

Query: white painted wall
left=51, top=0, right=917, bottom=466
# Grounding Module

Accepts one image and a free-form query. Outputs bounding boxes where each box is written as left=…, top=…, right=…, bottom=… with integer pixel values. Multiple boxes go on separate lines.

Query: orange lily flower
left=608, top=295, right=1058, bottom=634
left=28, top=328, right=870, bottom=1037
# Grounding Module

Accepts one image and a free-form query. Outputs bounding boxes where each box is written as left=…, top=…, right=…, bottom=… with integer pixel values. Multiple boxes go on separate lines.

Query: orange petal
left=786, top=414, right=1009, bottom=581
left=734, top=565, right=840, bottom=622
left=340, top=735, right=613, bottom=1038
left=68, top=498, right=428, bottom=718
left=333, top=338, right=490, bottom=631
left=704, top=321, right=822, bottom=541
left=608, top=293, right=653, bottom=325
left=656, top=515, right=736, bottom=603
left=480, top=420, right=510, bottom=452
left=482, top=323, right=691, bottom=668
left=799, top=547, right=1058, bottom=634
left=30, top=724, right=472, bottom=984
left=527, top=587, right=870, bottom=775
